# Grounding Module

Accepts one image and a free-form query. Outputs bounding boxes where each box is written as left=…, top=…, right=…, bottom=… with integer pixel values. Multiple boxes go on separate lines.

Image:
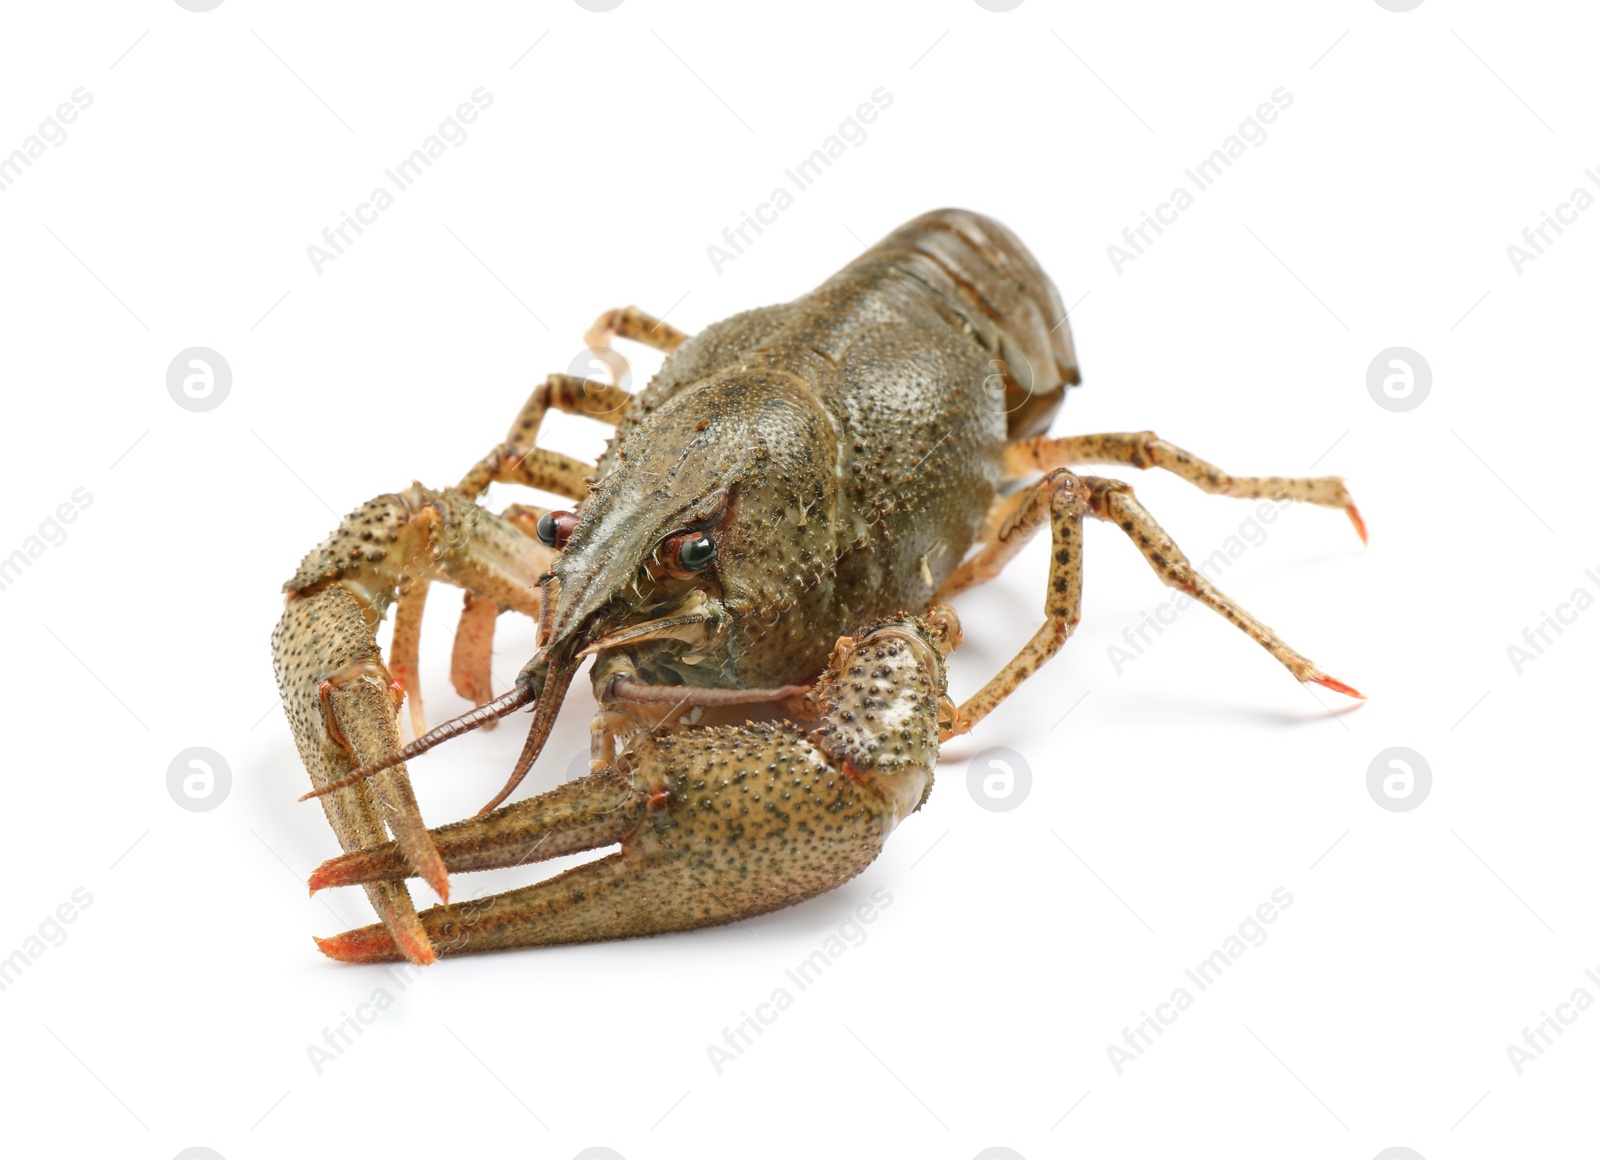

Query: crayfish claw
left=274, top=586, right=448, bottom=962
left=311, top=612, right=952, bottom=962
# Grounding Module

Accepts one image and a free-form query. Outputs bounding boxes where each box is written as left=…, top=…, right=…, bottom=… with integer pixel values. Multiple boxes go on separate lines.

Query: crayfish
left=272, top=209, right=1363, bottom=964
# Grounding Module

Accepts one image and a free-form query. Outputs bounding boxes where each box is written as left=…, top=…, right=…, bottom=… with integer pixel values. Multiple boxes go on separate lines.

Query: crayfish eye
left=674, top=533, right=716, bottom=574
left=535, top=510, right=577, bottom=550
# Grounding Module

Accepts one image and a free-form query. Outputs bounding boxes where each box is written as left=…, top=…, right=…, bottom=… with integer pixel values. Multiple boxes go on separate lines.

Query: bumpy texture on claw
left=314, top=612, right=953, bottom=962
left=273, top=485, right=555, bottom=964
left=273, top=589, right=441, bottom=964
left=309, top=773, right=646, bottom=892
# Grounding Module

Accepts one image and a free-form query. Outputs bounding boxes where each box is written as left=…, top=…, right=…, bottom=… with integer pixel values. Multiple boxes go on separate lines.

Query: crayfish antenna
left=476, top=654, right=580, bottom=817
left=299, top=681, right=536, bottom=802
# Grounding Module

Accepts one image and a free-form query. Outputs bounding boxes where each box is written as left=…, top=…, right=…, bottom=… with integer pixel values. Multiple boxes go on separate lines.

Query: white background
left=1, top=2, right=1594, bottom=1158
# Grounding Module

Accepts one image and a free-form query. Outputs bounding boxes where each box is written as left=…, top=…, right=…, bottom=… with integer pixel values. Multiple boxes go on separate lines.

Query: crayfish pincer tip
left=316, top=926, right=433, bottom=966
left=307, top=862, right=337, bottom=895
left=406, top=844, right=452, bottom=906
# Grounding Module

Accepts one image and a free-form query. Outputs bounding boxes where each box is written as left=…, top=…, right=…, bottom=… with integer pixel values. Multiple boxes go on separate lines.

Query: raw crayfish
left=271, top=209, right=1363, bottom=964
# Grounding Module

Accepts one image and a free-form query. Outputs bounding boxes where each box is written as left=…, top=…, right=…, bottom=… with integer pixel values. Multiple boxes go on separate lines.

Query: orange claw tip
left=403, top=838, right=450, bottom=901
left=307, top=860, right=341, bottom=895
left=1308, top=671, right=1367, bottom=700
left=1345, top=503, right=1368, bottom=546
left=315, top=926, right=433, bottom=966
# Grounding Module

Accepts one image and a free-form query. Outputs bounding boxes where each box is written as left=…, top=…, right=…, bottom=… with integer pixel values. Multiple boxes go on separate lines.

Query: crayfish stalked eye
left=535, top=510, right=578, bottom=550
left=666, top=532, right=717, bottom=576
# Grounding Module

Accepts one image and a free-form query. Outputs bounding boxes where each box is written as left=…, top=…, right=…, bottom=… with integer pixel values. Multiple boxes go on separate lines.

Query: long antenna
left=475, top=654, right=579, bottom=816
left=299, top=681, right=535, bottom=802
